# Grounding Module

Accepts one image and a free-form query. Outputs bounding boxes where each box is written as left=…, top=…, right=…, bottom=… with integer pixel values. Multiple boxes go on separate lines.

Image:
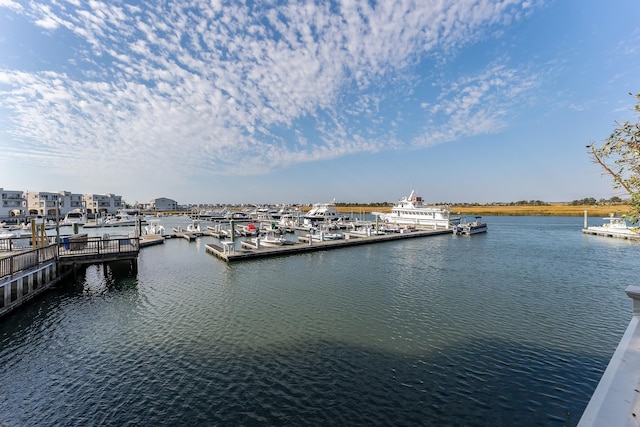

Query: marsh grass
left=335, top=205, right=632, bottom=217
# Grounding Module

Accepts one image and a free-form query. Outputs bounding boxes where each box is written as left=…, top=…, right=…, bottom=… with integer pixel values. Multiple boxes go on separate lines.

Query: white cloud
left=0, top=0, right=542, bottom=182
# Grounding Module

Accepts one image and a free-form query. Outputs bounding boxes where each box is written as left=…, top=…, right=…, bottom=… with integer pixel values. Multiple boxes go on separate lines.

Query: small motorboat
left=454, top=216, right=487, bottom=235
left=252, top=230, right=290, bottom=247
left=144, top=219, right=165, bottom=236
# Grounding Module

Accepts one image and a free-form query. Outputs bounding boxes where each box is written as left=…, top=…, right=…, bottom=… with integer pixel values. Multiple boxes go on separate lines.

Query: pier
left=57, top=235, right=140, bottom=267
left=206, top=228, right=452, bottom=262
left=0, top=235, right=141, bottom=317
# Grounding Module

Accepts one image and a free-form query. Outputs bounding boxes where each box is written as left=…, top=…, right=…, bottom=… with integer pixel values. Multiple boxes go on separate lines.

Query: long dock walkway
left=206, top=228, right=452, bottom=262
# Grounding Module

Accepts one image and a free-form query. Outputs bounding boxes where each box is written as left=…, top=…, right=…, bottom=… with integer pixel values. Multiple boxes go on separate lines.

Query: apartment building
left=0, top=188, right=26, bottom=217
left=149, top=197, right=179, bottom=211
left=84, top=193, right=124, bottom=215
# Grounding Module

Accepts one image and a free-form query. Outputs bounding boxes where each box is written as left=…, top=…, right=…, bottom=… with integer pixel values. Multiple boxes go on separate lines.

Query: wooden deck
left=57, top=235, right=140, bottom=266
left=206, top=228, right=452, bottom=262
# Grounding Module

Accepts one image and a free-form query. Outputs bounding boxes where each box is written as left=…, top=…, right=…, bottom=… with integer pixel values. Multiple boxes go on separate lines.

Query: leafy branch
left=587, top=92, right=640, bottom=222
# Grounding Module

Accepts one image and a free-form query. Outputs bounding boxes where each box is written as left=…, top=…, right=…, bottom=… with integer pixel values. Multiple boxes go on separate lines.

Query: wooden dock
left=140, top=234, right=165, bottom=247
left=206, top=228, right=452, bottom=262
left=57, top=235, right=140, bottom=266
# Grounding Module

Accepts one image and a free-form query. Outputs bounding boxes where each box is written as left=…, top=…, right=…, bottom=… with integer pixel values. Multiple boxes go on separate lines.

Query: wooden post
left=584, top=210, right=588, bottom=229
left=31, top=219, right=36, bottom=248
left=40, top=219, right=45, bottom=247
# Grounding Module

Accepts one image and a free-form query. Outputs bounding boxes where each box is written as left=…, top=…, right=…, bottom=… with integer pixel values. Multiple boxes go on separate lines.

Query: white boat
left=102, top=210, right=147, bottom=227
left=62, top=209, right=87, bottom=226
left=252, top=230, right=290, bottom=247
left=583, top=216, right=639, bottom=239
left=197, top=209, right=228, bottom=221
left=186, top=220, right=202, bottom=233
left=0, top=230, right=32, bottom=250
left=144, top=219, right=165, bottom=236
left=307, top=228, right=343, bottom=241
left=454, top=216, right=488, bottom=235
left=206, top=223, right=244, bottom=238
left=373, top=190, right=458, bottom=228
left=304, top=201, right=348, bottom=222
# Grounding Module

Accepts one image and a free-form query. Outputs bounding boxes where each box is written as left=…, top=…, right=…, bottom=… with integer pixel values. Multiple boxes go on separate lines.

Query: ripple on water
left=0, top=217, right=635, bottom=426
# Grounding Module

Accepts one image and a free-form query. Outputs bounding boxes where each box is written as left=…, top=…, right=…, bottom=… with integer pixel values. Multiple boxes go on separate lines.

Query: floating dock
left=205, top=228, right=452, bottom=262
left=139, top=234, right=165, bottom=247
left=581, top=228, right=640, bottom=240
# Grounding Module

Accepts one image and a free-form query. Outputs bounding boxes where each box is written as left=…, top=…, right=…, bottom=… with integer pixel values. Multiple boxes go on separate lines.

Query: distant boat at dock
left=61, top=209, right=87, bottom=226
left=583, top=215, right=639, bottom=239
left=144, top=219, right=166, bottom=236
left=373, top=190, right=459, bottom=228
left=304, top=201, right=349, bottom=223
left=454, top=216, right=487, bottom=235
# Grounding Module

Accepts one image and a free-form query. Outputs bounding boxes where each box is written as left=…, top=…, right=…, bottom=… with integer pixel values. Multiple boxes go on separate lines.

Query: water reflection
left=0, top=216, right=637, bottom=426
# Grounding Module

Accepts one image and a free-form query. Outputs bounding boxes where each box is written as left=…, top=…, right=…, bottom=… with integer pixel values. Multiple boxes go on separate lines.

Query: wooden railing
left=0, top=245, right=58, bottom=280
left=0, top=235, right=140, bottom=280
left=57, top=235, right=140, bottom=258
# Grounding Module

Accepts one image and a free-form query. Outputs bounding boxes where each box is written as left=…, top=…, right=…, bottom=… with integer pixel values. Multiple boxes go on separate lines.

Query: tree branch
left=589, top=146, right=633, bottom=194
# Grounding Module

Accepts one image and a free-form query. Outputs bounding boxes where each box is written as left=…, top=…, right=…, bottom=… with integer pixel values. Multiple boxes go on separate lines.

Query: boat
left=0, top=230, right=32, bottom=250
left=62, top=209, right=87, bottom=226
left=206, top=223, right=244, bottom=238
left=196, top=209, right=229, bottom=221
left=101, top=210, right=147, bottom=227
left=307, top=225, right=343, bottom=241
left=348, top=223, right=387, bottom=236
left=144, top=219, right=165, bottom=236
left=239, top=223, right=258, bottom=236
left=186, top=220, right=202, bottom=233
left=304, top=201, right=349, bottom=223
left=454, top=216, right=487, bottom=235
left=373, top=190, right=458, bottom=228
left=252, top=230, right=290, bottom=247
left=583, top=216, right=639, bottom=239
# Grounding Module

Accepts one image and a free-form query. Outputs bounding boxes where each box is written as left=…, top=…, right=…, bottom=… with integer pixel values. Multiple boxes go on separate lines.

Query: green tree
left=588, top=92, right=640, bottom=223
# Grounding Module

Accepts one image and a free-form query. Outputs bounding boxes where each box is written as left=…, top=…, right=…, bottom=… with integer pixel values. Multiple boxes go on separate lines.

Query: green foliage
left=568, top=197, right=627, bottom=206
left=588, top=92, right=640, bottom=222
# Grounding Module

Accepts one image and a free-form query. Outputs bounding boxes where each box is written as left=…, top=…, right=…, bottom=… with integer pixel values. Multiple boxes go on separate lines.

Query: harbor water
left=0, top=215, right=637, bottom=426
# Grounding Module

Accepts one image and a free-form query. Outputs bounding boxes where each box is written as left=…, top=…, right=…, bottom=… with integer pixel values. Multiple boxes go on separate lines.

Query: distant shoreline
left=336, top=205, right=632, bottom=217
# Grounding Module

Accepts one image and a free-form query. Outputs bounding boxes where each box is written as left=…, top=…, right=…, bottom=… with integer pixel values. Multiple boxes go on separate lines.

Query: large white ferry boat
left=374, top=190, right=458, bottom=228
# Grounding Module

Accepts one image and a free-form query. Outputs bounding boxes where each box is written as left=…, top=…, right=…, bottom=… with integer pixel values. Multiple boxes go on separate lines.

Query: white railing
left=578, top=285, right=640, bottom=426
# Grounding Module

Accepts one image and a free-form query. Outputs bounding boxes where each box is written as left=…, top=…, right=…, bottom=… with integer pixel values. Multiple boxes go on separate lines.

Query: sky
left=0, top=0, right=639, bottom=206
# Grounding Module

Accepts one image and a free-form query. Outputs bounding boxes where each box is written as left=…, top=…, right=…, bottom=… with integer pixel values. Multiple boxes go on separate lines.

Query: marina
left=0, top=214, right=638, bottom=425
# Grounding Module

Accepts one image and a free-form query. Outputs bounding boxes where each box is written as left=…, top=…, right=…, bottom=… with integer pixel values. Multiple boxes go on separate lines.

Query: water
left=0, top=216, right=637, bottom=426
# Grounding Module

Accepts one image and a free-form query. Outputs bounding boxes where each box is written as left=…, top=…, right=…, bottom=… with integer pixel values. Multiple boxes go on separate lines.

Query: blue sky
left=1, top=0, right=639, bottom=206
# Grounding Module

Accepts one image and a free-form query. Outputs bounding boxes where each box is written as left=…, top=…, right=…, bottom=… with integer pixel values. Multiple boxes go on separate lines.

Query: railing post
left=625, top=286, right=640, bottom=316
